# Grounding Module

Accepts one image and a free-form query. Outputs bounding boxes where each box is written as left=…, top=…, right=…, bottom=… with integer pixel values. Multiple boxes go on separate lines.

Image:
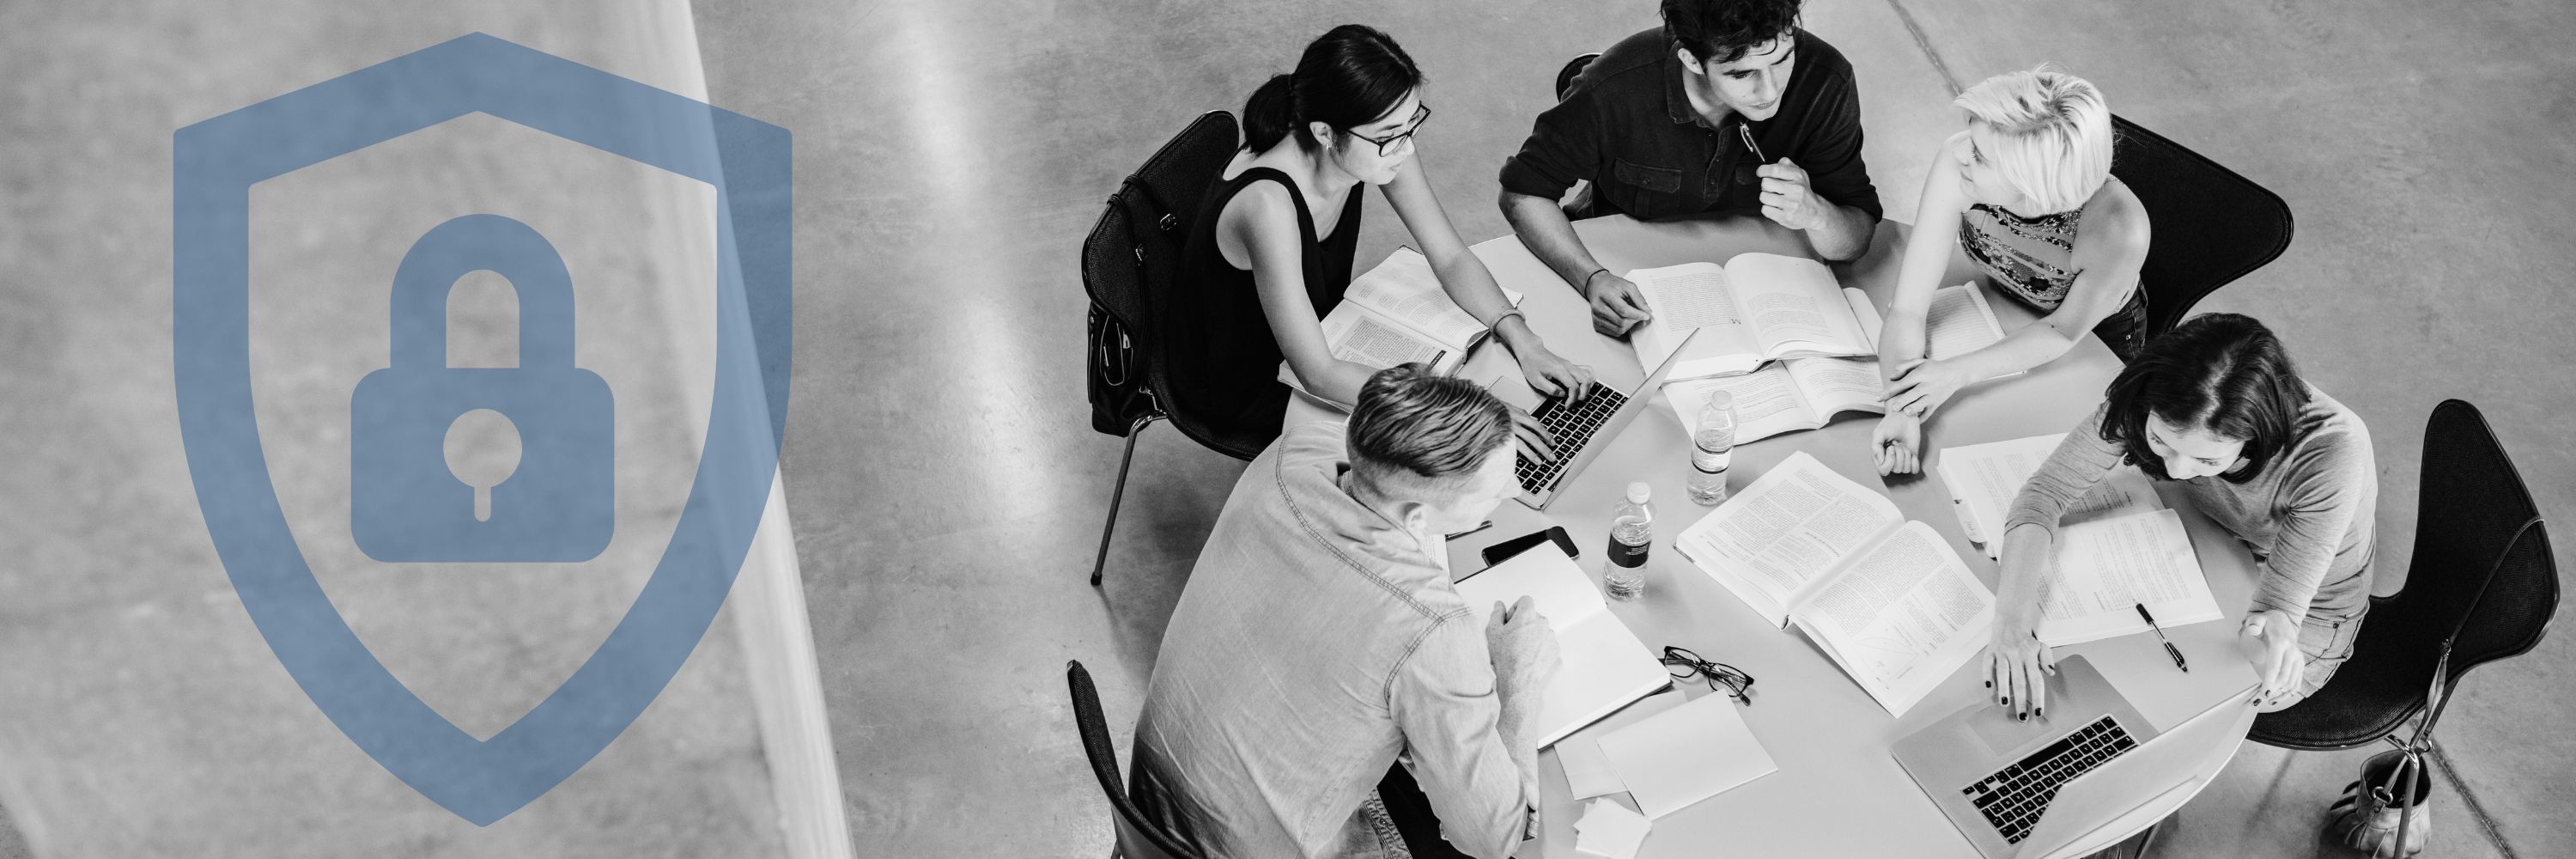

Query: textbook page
left=1306, top=305, right=1458, bottom=375
left=1661, top=367, right=1819, bottom=444
left=1456, top=544, right=1670, bottom=748
left=1674, top=451, right=1903, bottom=626
left=1340, top=247, right=1522, bottom=350
left=1723, top=253, right=1874, bottom=357
left=1936, top=433, right=2164, bottom=558
left=1789, top=521, right=1996, bottom=716
left=1629, top=263, right=1765, bottom=380
left=1782, top=356, right=1888, bottom=419
left=2035, top=509, right=2221, bottom=646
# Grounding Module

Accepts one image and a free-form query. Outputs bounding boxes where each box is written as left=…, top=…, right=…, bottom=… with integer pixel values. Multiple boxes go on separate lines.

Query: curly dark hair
left=2099, top=314, right=2311, bottom=484
left=1662, top=0, right=1804, bottom=64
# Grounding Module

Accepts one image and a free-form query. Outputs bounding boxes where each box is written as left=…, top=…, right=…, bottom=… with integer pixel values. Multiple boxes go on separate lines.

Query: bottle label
left=1692, top=447, right=1731, bottom=473
left=1607, top=519, right=1650, bottom=568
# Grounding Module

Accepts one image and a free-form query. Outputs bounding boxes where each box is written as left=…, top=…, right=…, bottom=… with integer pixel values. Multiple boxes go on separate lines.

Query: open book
left=1673, top=452, right=1995, bottom=716
left=1626, top=253, right=1877, bottom=381
left=1937, top=434, right=2221, bottom=645
left=1279, top=247, right=1522, bottom=390
left=1657, top=283, right=2008, bottom=444
left=1456, top=543, right=1669, bottom=749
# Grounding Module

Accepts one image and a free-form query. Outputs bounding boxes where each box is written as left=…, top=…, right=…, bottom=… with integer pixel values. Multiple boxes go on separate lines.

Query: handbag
left=2328, top=748, right=2431, bottom=858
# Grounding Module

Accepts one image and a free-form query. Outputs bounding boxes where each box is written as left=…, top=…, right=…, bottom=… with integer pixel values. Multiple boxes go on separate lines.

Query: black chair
left=2247, top=400, right=2559, bottom=851
left=1079, top=111, right=1267, bottom=586
left=1068, top=660, right=1207, bottom=859
left=1555, top=52, right=1601, bottom=101
left=2107, top=115, right=2295, bottom=343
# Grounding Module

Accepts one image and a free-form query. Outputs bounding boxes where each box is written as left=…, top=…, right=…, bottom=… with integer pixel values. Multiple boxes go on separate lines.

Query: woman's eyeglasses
left=1346, top=104, right=1433, bottom=157
left=1660, top=645, right=1755, bottom=704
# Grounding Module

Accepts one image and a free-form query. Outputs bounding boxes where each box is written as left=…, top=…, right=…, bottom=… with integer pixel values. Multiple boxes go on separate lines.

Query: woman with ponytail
left=1171, top=25, right=1590, bottom=458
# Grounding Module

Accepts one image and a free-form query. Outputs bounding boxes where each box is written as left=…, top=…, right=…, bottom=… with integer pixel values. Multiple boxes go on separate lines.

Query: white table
left=1289, top=215, right=2263, bottom=858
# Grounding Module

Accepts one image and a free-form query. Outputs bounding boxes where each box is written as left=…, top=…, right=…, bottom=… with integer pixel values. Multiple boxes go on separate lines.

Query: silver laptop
left=1487, top=331, right=1694, bottom=511
left=1890, top=655, right=2257, bottom=858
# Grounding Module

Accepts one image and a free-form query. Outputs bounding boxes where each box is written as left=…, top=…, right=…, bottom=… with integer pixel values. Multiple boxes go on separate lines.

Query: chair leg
left=1091, top=415, right=1162, bottom=586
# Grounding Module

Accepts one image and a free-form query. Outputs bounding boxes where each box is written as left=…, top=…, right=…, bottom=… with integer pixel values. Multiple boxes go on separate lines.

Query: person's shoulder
left=2287, top=386, right=2375, bottom=476
left=1790, top=27, right=1857, bottom=80
left=1565, top=27, right=1670, bottom=100
left=1218, top=171, right=1300, bottom=234
left=2079, top=180, right=2152, bottom=253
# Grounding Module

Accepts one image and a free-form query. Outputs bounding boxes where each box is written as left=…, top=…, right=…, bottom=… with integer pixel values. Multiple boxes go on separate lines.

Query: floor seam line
left=1880, top=0, right=1961, bottom=96
left=2429, top=739, right=2521, bottom=859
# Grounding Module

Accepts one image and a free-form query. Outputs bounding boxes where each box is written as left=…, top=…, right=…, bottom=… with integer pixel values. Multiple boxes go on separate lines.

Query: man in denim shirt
left=1500, top=0, right=1881, bottom=338
left=1131, top=365, right=1561, bottom=859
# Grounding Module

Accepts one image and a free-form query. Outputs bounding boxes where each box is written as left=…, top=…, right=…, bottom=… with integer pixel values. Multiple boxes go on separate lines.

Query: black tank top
left=1167, top=166, right=1364, bottom=430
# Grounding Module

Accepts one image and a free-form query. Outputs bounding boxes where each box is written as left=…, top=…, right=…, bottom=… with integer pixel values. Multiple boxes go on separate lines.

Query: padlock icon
left=351, top=214, right=614, bottom=562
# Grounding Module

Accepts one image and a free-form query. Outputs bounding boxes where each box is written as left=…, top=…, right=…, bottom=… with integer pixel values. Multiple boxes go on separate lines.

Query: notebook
left=1455, top=543, right=1669, bottom=748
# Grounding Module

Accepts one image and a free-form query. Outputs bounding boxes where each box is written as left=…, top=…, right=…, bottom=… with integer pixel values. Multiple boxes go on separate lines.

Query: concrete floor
left=3, top=0, right=2571, bottom=856
left=687, top=0, right=2574, bottom=856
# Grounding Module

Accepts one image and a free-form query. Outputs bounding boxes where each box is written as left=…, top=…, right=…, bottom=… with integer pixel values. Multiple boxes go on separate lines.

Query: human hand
left=1581, top=270, right=1653, bottom=337
left=2238, top=610, right=2302, bottom=707
left=1514, top=344, right=1595, bottom=405
left=1757, top=159, right=1827, bottom=231
left=1507, top=405, right=1559, bottom=465
left=1883, top=357, right=1973, bottom=418
left=1873, top=412, right=1923, bottom=476
left=1486, top=595, right=1563, bottom=694
left=1981, top=611, right=2056, bottom=722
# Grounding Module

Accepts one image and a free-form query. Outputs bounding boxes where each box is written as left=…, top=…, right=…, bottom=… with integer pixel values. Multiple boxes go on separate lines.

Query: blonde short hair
left=1953, top=65, right=2112, bottom=214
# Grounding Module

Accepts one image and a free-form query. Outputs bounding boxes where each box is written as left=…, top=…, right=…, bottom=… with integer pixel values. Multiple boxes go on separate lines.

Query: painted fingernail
left=1984, top=679, right=1991, bottom=688
left=2017, top=713, right=2026, bottom=722
left=2000, top=697, right=2008, bottom=705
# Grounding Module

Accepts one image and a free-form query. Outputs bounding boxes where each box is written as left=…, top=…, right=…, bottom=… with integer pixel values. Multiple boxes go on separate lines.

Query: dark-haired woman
left=1171, top=25, right=1590, bottom=455
left=1984, top=314, right=2376, bottom=717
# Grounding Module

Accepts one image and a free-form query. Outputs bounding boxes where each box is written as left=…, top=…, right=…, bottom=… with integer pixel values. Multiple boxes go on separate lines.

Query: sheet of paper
left=1674, top=451, right=1903, bottom=625
left=1341, top=247, right=1522, bottom=350
left=1595, top=691, right=1778, bottom=819
left=1573, top=800, right=1653, bottom=859
left=1936, top=433, right=2165, bottom=560
left=2036, top=509, right=2223, bottom=646
left=1793, top=521, right=1996, bottom=716
left=1558, top=735, right=1629, bottom=801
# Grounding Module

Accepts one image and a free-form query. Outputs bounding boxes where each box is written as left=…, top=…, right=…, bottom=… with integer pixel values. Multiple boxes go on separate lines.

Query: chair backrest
left=2403, top=400, right=2560, bottom=700
left=1080, top=111, right=1241, bottom=438
left=1066, top=660, right=1205, bottom=859
left=2106, top=115, right=2294, bottom=342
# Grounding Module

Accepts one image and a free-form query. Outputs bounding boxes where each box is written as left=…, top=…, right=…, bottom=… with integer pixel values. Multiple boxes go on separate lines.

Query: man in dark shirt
left=1499, top=0, right=1881, bottom=336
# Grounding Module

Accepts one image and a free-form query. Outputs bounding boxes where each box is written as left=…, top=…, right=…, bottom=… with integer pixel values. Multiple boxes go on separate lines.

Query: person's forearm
left=1492, top=680, right=1543, bottom=803
left=1996, top=523, right=2056, bottom=626
left=1947, top=320, right=2079, bottom=382
left=1501, top=190, right=1606, bottom=290
left=1292, top=357, right=1383, bottom=409
left=1803, top=200, right=1876, bottom=262
left=1876, top=309, right=1929, bottom=380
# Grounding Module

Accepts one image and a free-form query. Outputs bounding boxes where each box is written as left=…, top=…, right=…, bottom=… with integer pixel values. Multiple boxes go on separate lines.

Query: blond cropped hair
left=1953, top=65, right=2112, bottom=214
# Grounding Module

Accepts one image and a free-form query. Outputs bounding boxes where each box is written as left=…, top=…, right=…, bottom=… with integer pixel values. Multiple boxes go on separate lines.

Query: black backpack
left=1079, top=111, right=1239, bottom=437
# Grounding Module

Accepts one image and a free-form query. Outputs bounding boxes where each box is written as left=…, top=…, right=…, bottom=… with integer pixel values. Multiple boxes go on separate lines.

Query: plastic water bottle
left=1602, top=483, right=1654, bottom=600
left=1687, top=392, right=1736, bottom=506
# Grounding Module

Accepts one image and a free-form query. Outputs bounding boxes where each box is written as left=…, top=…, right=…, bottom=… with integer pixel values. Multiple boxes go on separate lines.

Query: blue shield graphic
left=173, top=34, right=792, bottom=825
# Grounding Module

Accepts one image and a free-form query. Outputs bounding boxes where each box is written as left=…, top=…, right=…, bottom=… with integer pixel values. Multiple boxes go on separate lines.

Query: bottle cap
left=1626, top=482, right=1651, bottom=503
left=1706, top=391, right=1733, bottom=408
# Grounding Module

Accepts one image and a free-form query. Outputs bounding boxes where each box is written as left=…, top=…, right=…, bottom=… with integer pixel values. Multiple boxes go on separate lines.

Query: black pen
left=2136, top=603, right=2188, bottom=673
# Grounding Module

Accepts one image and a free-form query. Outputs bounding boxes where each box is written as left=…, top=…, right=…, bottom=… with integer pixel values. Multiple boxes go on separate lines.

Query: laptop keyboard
left=1964, top=716, right=2138, bottom=844
left=1514, top=382, right=1627, bottom=497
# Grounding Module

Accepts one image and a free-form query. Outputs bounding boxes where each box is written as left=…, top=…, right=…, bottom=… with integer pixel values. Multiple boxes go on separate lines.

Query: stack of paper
left=1574, top=801, right=1652, bottom=859
left=1595, top=691, right=1778, bottom=819
left=1935, top=432, right=2163, bottom=558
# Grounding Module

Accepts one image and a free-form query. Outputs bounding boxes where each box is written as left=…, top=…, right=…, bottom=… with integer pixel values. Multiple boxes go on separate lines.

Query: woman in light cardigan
left=1984, top=314, right=2376, bottom=719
